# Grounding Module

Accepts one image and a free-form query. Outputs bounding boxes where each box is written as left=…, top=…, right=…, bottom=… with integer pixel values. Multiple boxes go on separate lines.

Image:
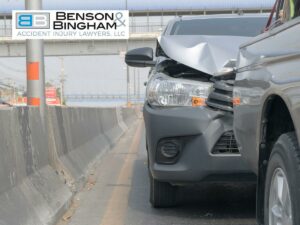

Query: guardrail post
left=4, top=15, right=7, bottom=37
left=125, top=0, right=131, bottom=106
left=25, top=0, right=46, bottom=118
left=161, top=10, right=164, bottom=29
left=147, top=10, right=150, bottom=32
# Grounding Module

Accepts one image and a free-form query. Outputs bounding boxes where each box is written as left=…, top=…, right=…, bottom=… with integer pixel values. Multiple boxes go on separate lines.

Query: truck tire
left=149, top=173, right=177, bottom=208
left=264, top=132, right=300, bottom=225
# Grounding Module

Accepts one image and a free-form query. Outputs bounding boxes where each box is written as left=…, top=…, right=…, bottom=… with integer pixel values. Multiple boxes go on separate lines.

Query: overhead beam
left=0, top=34, right=158, bottom=57
left=0, top=8, right=271, bottom=19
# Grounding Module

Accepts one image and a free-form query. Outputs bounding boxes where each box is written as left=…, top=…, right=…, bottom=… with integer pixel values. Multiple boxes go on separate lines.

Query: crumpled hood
left=158, top=35, right=250, bottom=76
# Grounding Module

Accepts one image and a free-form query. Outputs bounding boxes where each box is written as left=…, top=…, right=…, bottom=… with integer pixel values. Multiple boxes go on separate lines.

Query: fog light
left=161, top=142, right=180, bottom=158
left=156, top=139, right=182, bottom=164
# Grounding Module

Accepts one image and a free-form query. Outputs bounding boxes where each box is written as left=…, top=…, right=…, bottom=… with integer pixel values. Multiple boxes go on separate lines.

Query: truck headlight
left=146, top=74, right=213, bottom=107
left=233, top=87, right=263, bottom=106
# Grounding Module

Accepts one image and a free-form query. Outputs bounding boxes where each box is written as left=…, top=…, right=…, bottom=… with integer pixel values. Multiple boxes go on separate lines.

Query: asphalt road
left=57, top=119, right=257, bottom=225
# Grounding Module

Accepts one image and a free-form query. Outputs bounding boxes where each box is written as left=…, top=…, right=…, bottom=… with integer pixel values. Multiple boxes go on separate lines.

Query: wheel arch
left=256, top=94, right=297, bottom=224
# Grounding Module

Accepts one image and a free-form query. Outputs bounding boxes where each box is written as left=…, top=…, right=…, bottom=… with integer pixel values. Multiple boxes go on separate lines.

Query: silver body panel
left=159, top=35, right=250, bottom=75
left=234, top=17, right=300, bottom=173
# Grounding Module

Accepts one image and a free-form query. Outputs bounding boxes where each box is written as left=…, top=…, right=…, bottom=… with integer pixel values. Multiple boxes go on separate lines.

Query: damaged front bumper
left=144, top=104, right=255, bottom=185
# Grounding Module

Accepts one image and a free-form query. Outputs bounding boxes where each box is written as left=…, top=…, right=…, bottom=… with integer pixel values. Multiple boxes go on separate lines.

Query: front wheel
left=149, top=172, right=178, bottom=208
left=264, top=132, right=300, bottom=225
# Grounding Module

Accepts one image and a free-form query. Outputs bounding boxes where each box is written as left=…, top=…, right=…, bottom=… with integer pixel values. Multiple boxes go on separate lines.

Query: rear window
left=170, top=17, right=267, bottom=37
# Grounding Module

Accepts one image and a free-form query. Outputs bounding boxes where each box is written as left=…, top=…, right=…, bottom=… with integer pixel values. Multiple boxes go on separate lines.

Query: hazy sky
left=0, top=0, right=274, bottom=97
left=1, top=0, right=274, bottom=12
left=0, top=56, right=149, bottom=96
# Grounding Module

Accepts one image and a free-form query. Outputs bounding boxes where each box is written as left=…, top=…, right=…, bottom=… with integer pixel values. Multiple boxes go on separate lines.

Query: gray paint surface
left=143, top=104, right=253, bottom=184
left=159, top=35, right=249, bottom=75
left=158, top=15, right=268, bottom=76
left=234, top=17, right=300, bottom=173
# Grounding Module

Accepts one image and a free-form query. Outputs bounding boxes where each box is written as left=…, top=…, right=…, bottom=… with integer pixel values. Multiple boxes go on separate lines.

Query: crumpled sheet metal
left=159, top=35, right=250, bottom=76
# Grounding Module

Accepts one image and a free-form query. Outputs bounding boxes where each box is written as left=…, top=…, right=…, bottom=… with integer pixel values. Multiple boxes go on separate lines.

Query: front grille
left=211, top=131, right=239, bottom=155
left=206, top=80, right=234, bottom=112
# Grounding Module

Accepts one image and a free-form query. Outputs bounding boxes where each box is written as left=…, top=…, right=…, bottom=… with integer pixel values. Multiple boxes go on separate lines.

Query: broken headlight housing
left=146, top=74, right=213, bottom=107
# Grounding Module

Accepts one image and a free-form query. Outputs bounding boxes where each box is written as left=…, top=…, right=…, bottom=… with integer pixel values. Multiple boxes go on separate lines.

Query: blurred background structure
left=0, top=0, right=273, bottom=106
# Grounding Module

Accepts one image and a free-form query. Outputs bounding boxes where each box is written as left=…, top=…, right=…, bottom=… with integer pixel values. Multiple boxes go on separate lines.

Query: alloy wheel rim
left=269, top=168, right=293, bottom=225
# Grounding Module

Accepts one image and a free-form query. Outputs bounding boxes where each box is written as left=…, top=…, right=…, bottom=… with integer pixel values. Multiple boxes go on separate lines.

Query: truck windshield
left=170, top=17, right=267, bottom=37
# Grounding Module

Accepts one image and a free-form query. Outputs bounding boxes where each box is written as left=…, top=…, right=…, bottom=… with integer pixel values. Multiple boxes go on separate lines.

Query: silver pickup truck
left=126, top=14, right=267, bottom=208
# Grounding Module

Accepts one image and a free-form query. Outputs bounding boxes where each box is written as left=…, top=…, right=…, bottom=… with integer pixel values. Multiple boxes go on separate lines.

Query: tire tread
left=150, top=175, right=177, bottom=208
left=264, top=132, right=300, bottom=225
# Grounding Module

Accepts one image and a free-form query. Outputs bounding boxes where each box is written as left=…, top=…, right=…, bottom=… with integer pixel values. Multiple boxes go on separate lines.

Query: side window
left=269, top=0, right=296, bottom=29
left=277, top=0, right=298, bottom=22
left=295, top=0, right=300, bottom=17
left=275, top=0, right=285, bottom=21
left=266, top=0, right=299, bottom=31
left=281, top=0, right=293, bottom=22
left=265, top=0, right=285, bottom=29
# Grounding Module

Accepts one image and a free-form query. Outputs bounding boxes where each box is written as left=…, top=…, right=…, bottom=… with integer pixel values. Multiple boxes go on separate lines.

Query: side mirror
left=125, top=47, right=156, bottom=68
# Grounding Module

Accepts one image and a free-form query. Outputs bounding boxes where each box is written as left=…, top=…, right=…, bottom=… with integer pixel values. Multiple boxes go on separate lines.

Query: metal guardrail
left=65, top=94, right=144, bottom=101
left=0, top=26, right=11, bottom=37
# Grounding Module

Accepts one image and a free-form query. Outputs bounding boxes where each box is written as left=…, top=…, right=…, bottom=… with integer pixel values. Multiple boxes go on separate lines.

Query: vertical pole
left=60, top=57, right=65, bottom=105
left=4, top=15, right=7, bottom=37
left=133, top=68, right=137, bottom=98
left=26, top=0, right=46, bottom=115
left=137, top=69, right=140, bottom=102
left=131, top=12, right=135, bottom=33
left=147, top=10, right=150, bottom=32
left=125, top=0, right=130, bottom=106
left=12, top=81, right=16, bottom=104
left=8, top=79, right=13, bottom=104
left=161, top=10, right=163, bottom=30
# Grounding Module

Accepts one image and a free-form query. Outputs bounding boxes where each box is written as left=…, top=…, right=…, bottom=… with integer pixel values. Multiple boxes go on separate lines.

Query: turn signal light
left=192, top=97, right=206, bottom=107
left=233, top=97, right=241, bottom=106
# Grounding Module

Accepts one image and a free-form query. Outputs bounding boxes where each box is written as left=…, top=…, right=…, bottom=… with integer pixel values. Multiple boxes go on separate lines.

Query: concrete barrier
left=99, top=108, right=124, bottom=146
left=49, top=107, right=116, bottom=190
left=0, top=106, right=139, bottom=225
left=0, top=107, right=72, bottom=225
left=121, top=106, right=140, bottom=127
